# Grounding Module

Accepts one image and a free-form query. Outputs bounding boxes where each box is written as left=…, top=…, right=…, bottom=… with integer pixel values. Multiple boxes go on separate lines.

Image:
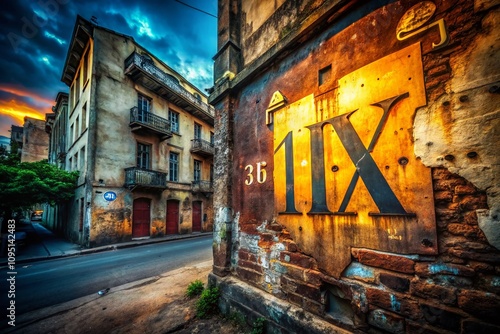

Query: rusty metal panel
left=273, top=43, right=437, bottom=278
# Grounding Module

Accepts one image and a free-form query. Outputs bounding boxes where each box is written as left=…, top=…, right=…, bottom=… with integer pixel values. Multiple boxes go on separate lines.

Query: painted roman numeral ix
left=275, top=92, right=413, bottom=216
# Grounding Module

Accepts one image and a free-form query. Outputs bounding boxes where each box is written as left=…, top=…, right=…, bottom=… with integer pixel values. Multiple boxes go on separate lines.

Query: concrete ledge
left=208, top=273, right=352, bottom=334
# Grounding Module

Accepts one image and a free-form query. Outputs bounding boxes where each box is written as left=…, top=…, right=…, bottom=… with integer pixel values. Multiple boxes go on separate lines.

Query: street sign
left=103, top=191, right=117, bottom=201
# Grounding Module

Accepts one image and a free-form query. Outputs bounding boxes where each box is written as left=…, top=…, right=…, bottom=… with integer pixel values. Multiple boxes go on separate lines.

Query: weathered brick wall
left=210, top=1, right=500, bottom=333
left=233, top=169, right=499, bottom=332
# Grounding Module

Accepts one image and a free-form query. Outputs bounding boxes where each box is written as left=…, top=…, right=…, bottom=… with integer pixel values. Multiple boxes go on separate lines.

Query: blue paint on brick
left=429, top=263, right=459, bottom=275
left=390, top=294, right=401, bottom=312
left=344, top=262, right=375, bottom=280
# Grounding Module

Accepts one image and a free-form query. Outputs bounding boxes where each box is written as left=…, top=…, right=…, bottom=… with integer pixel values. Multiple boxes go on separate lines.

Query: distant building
left=46, top=16, right=214, bottom=246
left=44, top=92, right=69, bottom=234
left=20, top=117, right=49, bottom=162
left=9, top=125, right=23, bottom=154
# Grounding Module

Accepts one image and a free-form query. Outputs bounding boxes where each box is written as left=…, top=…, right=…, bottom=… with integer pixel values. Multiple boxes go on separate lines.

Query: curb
left=0, top=232, right=212, bottom=267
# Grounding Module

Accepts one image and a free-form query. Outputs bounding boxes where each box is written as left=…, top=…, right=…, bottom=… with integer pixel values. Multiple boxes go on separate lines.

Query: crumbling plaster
left=414, top=7, right=500, bottom=249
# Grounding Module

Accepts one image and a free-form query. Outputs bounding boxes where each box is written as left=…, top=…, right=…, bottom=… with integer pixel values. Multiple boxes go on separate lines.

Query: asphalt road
left=0, top=235, right=212, bottom=319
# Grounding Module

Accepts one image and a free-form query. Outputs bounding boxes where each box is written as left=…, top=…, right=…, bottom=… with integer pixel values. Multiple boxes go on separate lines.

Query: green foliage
left=186, top=279, right=204, bottom=298
left=250, top=317, right=266, bottom=334
left=195, top=287, right=220, bottom=318
left=227, top=311, right=246, bottom=328
left=0, top=159, right=79, bottom=213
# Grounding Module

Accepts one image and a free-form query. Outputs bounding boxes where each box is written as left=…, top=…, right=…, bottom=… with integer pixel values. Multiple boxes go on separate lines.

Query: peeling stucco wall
left=414, top=5, right=500, bottom=249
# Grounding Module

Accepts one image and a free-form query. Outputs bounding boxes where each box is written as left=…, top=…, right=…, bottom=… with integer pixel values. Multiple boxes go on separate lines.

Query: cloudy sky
left=0, top=0, right=217, bottom=138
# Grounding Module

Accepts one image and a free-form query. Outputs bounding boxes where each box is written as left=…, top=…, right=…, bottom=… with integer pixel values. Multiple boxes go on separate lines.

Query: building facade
left=20, top=117, right=49, bottom=163
left=209, top=1, right=500, bottom=333
left=46, top=16, right=214, bottom=247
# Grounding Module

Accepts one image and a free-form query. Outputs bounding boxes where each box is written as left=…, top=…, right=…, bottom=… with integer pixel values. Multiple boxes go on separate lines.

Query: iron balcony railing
left=125, top=52, right=215, bottom=118
left=191, top=180, right=214, bottom=193
left=125, top=167, right=167, bottom=189
left=130, top=107, right=171, bottom=136
left=190, top=138, right=215, bottom=156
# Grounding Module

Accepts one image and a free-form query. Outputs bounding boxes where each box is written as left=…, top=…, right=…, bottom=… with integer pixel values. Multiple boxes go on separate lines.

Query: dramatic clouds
left=0, top=0, right=217, bottom=137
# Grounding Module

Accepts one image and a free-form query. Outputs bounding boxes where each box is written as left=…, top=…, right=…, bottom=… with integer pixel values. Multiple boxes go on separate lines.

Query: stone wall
left=210, top=0, right=500, bottom=333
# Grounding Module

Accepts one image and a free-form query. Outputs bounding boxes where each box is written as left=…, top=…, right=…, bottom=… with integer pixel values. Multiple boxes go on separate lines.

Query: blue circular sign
left=103, top=191, right=117, bottom=201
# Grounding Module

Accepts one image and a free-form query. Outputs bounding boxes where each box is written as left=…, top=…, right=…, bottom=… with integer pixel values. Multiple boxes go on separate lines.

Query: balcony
left=124, top=52, right=214, bottom=126
left=190, top=138, right=214, bottom=157
left=192, top=180, right=213, bottom=193
left=129, top=107, right=172, bottom=141
left=125, top=167, right=167, bottom=191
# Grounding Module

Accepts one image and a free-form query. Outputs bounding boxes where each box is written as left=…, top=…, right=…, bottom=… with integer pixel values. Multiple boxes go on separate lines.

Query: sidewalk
left=0, top=220, right=212, bottom=266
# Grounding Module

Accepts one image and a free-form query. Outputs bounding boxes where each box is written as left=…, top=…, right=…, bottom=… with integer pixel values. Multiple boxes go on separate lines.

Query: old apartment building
left=209, top=0, right=499, bottom=333
left=20, top=117, right=49, bottom=163
left=45, top=16, right=214, bottom=247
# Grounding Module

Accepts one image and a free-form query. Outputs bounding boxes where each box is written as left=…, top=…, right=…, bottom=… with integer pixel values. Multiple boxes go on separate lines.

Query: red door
left=133, top=198, right=150, bottom=238
left=166, top=200, right=179, bottom=235
left=192, top=201, right=202, bottom=232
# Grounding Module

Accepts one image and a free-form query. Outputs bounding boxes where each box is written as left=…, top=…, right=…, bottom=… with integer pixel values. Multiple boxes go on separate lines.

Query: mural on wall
left=271, top=43, right=437, bottom=278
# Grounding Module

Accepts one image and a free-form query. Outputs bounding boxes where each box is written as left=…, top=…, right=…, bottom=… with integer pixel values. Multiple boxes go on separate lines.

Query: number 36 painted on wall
left=245, top=162, right=267, bottom=185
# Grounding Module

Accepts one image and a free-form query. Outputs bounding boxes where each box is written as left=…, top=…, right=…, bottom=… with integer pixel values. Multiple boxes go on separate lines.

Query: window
left=75, top=115, right=80, bottom=139
left=80, top=146, right=85, bottom=169
left=169, top=110, right=179, bottom=133
left=210, top=164, right=214, bottom=183
left=137, top=94, right=151, bottom=122
left=137, top=142, right=151, bottom=169
left=82, top=103, right=87, bottom=131
left=74, top=152, right=78, bottom=171
left=70, top=123, right=74, bottom=144
left=194, top=123, right=202, bottom=139
left=194, top=160, right=201, bottom=181
left=169, top=152, right=179, bottom=182
left=74, top=70, right=80, bottom=104
left=210, top=132, right=214, bottom=145
left=319, top=65, right=332, bottom=86
left=68, top=157, right=72, bottom=171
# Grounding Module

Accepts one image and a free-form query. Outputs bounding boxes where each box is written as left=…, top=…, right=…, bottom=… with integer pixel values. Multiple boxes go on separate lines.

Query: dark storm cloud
left=0, top=0, right=217, bottom=136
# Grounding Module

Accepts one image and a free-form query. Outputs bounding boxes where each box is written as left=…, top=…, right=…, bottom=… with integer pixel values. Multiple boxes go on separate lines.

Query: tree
left=0, top=159, right=79, bottom=220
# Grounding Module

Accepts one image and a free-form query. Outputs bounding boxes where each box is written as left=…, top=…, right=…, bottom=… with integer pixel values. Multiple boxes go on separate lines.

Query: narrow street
left=0, top=235, right=212, bottom=330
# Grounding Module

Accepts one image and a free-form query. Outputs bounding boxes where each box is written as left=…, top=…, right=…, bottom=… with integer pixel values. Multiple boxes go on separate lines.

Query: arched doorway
left=133, top=198, right=150, bottom=238
left=192, top=201, right=202, bottom=232
left=166, top=200, right=179, bottom=235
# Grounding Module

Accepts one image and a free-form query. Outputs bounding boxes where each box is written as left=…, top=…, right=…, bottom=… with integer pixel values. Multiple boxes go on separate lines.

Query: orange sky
left=0, top=85, right=51, bottom=137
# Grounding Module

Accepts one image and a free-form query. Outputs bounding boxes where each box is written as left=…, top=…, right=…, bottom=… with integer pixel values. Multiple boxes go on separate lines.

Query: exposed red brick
left=434, top=190, right=453, bottom=202
left=304, top=269, right=322, bottom=286
left=258, top=232, right=275, bottom=249
left=282, top=239, right=298, bottom=252
left=236, top=267, right=263, bottom=285
left=415, top=262, right=475, bottom=277
left=281, top=262, right=305, bottom=280
left=458, top=290, right=500, bottom=323
left=280, top=251, right=314, bottom=269
left=266, top=222, right=284, bottom=232
left=426, top=64, right=449, bottom=78
left=238, top=248, right=257, bottom=262
left=238, top=259, right=263, bottom=273
left=287, top=292, right=303, bottom=307
left=464, top=211, right=478, bottom=225
left=459, top=194, right=488, bottom=211
left=411, top=280, right=457, bottom=305
left=353, top=249, right=415, bottom=274
left=425, top=73, right=451, bottom=90
left=468, top=261, right=495, bottom=273
left=365, top=288, right=420, bottom=320
left=295, top=281, right=322, bottom=301
left=454, top=184, right=477, bottom=195
left=447, top=223, right=479, bottom=237
left=303, top=298, right=324, bottom=317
